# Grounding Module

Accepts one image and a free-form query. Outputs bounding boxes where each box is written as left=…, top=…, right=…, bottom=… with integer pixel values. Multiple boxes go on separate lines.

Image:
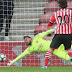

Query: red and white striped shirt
left=48, top=9, right=72, bottom=34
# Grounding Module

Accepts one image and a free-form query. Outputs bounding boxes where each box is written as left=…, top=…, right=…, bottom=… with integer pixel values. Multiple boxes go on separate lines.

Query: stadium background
left=0, top=0, right=72, bottom=67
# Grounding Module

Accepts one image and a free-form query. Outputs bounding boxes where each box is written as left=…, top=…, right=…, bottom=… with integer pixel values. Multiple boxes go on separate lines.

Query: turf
left=0, top=66, right=72, bottom=72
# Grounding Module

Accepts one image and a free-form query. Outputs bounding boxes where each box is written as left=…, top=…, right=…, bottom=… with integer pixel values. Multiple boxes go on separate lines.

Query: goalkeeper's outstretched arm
left=7, top=48, right=31, bottom=66
left=37, top=28, right=54, bottom=38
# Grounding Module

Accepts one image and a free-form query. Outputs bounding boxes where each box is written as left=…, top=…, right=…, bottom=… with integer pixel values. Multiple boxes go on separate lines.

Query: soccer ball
left=0, top=53, right=6, bottom=62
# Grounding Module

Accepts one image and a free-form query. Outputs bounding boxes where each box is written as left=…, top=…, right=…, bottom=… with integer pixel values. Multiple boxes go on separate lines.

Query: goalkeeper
left=7, top=28, right=72, bottom=66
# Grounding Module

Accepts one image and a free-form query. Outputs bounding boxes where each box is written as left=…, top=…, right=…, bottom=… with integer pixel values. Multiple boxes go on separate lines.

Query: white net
left=0, top=0, right=72, bottom=67
left=0, top=0, right=48, bottom=41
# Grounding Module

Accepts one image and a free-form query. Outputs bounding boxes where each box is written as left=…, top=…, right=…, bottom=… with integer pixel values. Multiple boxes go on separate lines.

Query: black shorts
left=71, top=34, right=72, bottom=41
left=50, top=34, right=71, bottom=50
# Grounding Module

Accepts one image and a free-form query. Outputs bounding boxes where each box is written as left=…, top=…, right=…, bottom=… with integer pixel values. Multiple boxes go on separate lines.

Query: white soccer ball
left=0, top=53, right=6, bottom=62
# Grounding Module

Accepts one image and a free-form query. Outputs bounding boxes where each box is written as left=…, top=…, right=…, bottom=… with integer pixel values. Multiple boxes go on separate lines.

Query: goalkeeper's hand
left=41, top=66, right=47, bottom=69
left=7, top=60, right=14, bottom=66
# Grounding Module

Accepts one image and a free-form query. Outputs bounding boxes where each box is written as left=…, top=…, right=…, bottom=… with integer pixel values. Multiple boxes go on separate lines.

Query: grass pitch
left=0, top=66, right=72, bottom=72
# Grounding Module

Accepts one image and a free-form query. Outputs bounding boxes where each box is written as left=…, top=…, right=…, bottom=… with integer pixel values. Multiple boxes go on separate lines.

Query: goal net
left=0, top=0, right=72, bottom=67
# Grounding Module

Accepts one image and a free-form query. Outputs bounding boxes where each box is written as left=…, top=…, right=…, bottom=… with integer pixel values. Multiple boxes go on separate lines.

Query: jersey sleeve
left=48, top=14, right=56, bottom=26
left=13, top=47, right=32, bottom=62
left=37, top=29, right=54, bottom=38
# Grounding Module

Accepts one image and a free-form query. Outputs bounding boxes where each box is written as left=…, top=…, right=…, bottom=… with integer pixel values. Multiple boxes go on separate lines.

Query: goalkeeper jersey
left=26, top=29, right=53, bottom=53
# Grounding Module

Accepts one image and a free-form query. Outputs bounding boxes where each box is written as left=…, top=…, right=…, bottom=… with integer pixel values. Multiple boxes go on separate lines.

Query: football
left=0, top=53, right=6, bottom=62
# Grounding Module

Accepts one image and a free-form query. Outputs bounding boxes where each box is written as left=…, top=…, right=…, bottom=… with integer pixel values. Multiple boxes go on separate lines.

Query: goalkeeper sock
left=44, top=51, right=52, bottom=66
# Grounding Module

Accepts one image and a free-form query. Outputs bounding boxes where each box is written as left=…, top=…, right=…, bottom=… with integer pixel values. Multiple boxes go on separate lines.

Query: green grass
left=0, top=66, right=72, bottom=72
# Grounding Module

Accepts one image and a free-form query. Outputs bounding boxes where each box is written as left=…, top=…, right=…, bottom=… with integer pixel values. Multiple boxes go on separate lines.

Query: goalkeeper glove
left=41, top=66, right=47, bottom=69
left=7, top=60, right=14, bottom=66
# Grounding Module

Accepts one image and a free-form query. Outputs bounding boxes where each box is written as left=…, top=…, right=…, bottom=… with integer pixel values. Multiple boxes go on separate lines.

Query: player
left=0, top=0, right=14, bottom=41
left=7, top=28, right=72, bottom=66
left=43, top=0, right=72, bottom=69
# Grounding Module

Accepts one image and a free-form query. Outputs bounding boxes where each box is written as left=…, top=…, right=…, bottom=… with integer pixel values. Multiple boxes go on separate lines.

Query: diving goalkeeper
left=7, top=28, right=72, bottom=66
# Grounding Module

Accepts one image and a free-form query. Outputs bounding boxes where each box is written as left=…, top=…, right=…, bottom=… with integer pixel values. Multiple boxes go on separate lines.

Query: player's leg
left=5, top=15, right=11, bottom=36
left=0, top=1, right=3, bottom=32
left=0, top=16, right=3, bottom=32
left=41, top=48, right=53, bottom=69
left=4, top=4, right=14, bottom=41
left=42, top=34, right=62, bottom=69
left=63, top=34, right=72, bottom=61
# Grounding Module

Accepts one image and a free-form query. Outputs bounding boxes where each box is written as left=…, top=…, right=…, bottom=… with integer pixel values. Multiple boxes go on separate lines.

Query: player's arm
left=48, top=13, right=56, bottom=26
left=7, top=47, right=32, bottom=66
left=36, top=14, right=56, bottom=39
left=38, top=29, right=55, bottom=38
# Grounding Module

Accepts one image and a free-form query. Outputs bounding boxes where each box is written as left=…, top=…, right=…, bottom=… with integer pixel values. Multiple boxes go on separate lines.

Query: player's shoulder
left=34, top=32, right=42, bottom=37
left=56, top=9, right=61, bottom=13
left=53, top=10, right=59, bottom=15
